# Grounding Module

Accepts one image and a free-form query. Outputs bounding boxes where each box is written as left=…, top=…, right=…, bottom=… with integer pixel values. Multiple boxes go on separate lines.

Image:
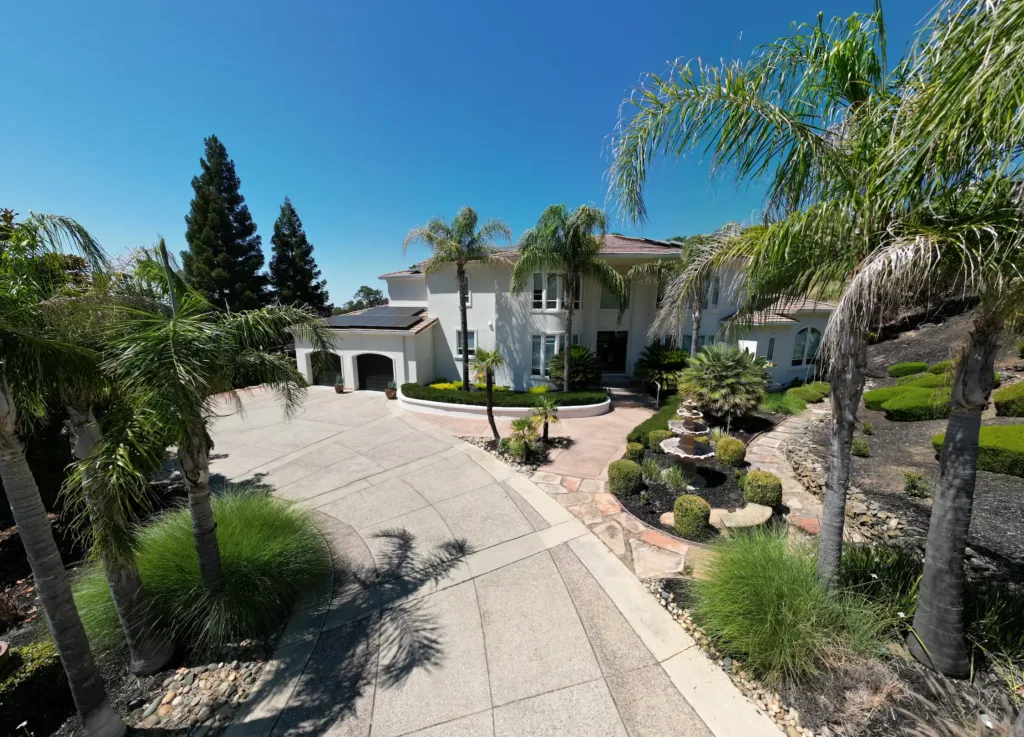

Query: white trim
left=398, top=386, right=611, bottom=419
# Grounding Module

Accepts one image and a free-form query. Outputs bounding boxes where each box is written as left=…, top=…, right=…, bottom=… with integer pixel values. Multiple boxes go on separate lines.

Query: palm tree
left=531, top=395, right=559, bottom=443
left=105, top=242, right=336, bottom=593
left=0, top=209, right=125, bottom=737
left=403, top=207, right=511, bottom=391
left=678, top=344, right=769, bottom=431
left=508, top=416, right=540, bottom=462
left=510, top=205, right=627, bottom=392
left=610, top=5, right=891, bottom=584
left=470, top=347, right=505, bottom=441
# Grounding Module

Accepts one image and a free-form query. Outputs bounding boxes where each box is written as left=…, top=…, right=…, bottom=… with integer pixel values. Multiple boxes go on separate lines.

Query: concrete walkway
left=205, top=387, right=777, bottom=737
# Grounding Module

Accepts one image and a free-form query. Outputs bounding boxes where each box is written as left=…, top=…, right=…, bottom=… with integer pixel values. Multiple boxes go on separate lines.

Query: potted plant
left=385, top=380, right=397, bottom=400
left=334, top=373, right=345, bottom=394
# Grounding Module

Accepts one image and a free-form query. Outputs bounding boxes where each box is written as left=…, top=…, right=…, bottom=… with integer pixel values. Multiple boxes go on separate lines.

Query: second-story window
left=533, top=273, right=544, bottom=309
left=531, top=272, right=574, bottom=311
left=546, top=273, right=559, bottom=309
left=701, top=275, right=720, bottom=310
left=601, top=282, right=629, bottom=310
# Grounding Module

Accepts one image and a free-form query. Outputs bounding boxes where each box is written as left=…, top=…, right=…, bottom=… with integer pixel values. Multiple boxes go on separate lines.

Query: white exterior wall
left=294, top=325, right=438, bottom=389
left=383, top=275, right=428, bottom=306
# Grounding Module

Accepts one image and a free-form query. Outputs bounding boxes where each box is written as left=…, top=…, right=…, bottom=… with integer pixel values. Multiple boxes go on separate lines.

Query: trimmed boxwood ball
left=715, top=436, right=747, bottom=467
left=608, top=459, right=643, bottom=496
left=932, top=425, right=1024, bottom=478
left=0, top=640, right=72, bottom=735
left=880, top=388, right=951, bottom=421
left=743, top=470, right=783, bottom=507
left=994, top=381, right=1024, bottom=417
left=648, top=430, right=675, bottom=453
left=674, top=494, right=711, bottom=539
left=888, top=361, right=928, bottom=377
left=625, top=442, right=645, bottom=462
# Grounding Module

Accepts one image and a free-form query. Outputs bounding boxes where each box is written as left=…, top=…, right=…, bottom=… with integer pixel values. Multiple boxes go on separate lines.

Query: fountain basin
left=660, top=437, right=716, bottom=461
left=668, top=420, right=708, bottom=436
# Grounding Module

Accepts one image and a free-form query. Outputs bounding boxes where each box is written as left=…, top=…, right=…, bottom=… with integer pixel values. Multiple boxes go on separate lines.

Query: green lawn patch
left=402, top=383, right=607, bottom=408
left=627, top=393, right=684, bottom=446
left=760, top=390, right=806, bottom=415
left=994, top=382, right=1024, bottom=417
left=888, top=362, right=928, bottom=378
left=931, top=424, right=1024, bottom=478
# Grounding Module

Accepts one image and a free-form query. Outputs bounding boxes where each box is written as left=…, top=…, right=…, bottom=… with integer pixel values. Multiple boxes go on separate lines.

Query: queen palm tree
left=403, top=207, right=511, bottom=392
left=0, top=209, right=125, bottom=737
left=610, top=5, right=892, bottom=583
left=470, top=347, right=505, bottom=441
left=105, top=242, right=336, bottom=593
left=510, top=205, right=626, bottom=391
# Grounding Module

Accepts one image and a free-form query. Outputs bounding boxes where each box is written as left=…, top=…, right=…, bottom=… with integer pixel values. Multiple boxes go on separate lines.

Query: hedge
left=888, top=362, right=929, bottom=377
left=928, top=360, right=953, bottom=374
left=863, top=386, right=906, bottom=410
left=931, top=425, right=1024, bottom=478
left=627, top=393, right=684, bottom=447
left=787, top=385, right=824, bottom=403
left=674, top=494, right=711, bottom=539
left=402, top=383, right=606, bottom=408
left=902, top=373, right=945, bottom=389
left=608, top=459, right=643, bottom=496
left=648, top=430, right=675, bottom=453
left=879, top=388, right=951, bottom=422
left=994, top=382, right=1024, bottom=417
left=0, top=641, right=72, bottom=735
left=625, top=442, right=645, bottom=462
left=716, top=437, right=747, bottom=466
left=743, top=470, right=783, bottom=507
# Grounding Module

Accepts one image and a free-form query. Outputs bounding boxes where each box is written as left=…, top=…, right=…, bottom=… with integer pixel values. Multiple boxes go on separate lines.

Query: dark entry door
left=356, top=354, right=394, bottom=391
left=313, top=353, right=342, bottom=386
left=596, top=331, right=628, bottom=372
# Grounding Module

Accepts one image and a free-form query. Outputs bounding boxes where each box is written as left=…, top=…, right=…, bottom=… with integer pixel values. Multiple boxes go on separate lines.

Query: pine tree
left=182, top=135, right=267, bottom=311
left=268, top=197, right=330, bottom=314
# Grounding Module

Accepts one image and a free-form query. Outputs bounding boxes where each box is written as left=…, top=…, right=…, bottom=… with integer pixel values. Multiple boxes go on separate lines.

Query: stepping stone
left=537, top=482, right=567, bottom=495
left=532, top=471, right=562, bottom=485
left=556, top=492, right=595, bottom=507
left=718, top=503, right=773, bottom=532
left=561, top=476, right=582, bottom=492
left=613, top=513, right=645, bottom=534
left=592, top=520, right=626, bottom=556
left=629, top=539, right=686, bottom=579
left=593, top=493, right=621, bottom=515
left=640, top=529, right=689, bottom=557
left=659, top=511, right=674, bottom=528
left=579, top=478, right=606, bottom=493
left=569, top=504, right=605, bottom=526
left=789, top=515, right=821, bottom=535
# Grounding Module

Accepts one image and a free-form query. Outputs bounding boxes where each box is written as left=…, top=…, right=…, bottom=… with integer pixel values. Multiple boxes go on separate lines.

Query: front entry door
left=596, top=331, right=628, bottom=372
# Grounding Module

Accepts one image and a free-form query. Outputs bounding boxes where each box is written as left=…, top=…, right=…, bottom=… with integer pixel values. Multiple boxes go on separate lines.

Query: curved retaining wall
left=398, top=388, right=612, bottom=419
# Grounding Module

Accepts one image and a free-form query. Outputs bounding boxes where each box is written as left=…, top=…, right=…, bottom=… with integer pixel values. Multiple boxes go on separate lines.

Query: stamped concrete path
left=208, top=387, right=777, bottom=737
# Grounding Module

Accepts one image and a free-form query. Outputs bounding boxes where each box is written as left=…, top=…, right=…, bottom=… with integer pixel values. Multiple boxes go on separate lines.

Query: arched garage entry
left=313, top=353, right=342, bottom=386
left=356, top=353, right=395, bottom=391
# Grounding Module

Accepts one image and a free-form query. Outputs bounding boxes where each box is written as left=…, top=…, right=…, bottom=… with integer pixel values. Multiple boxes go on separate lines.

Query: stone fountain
left=660, top=399, right=715, bottom=476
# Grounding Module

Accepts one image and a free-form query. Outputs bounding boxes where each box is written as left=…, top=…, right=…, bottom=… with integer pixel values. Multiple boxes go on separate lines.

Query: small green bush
left=665, top=465, right=689, bottom=492
left=429, top=381, right=462, bottom=390
left=692, top=530, right=882, bottom=685
left=547, top=345, right=602, bottom=389
left=0, top=641, right=72, bottom=735
left=648, top=430, right=675, bottom=453
left=759, top=390, right=806, bottom=415
left=994, top=381, right=1024, bottom=417
left=880, top=388, right=951, bottom=421
left=74, top=488, right=332, bottom=654
left=527, top=385, right=549, bottom=394
left=673, top=494, right=711, bottom=539
left=896, top=372, right=926, bottom=385
left=715, top=436, right=747, bottom=467
left=863, top=386, right=907, bottom=410
left=787, top=385, right=825, bottom=403
left=805, top=381, right=830, bottom=395
left=640, top=457, right=662, bottom=483
left=608, top=459, right=643, bottom=496
left=627, top=393, right=684, bottom=446
left=851, top=438, right=871, bottom=457
left=931, top=425, right=1024, bottom=478
left=743, top=470, right=783, bottom=507
left=624, top=442, right=645, bottom=462
left=902, top=373, right=944, bottom=389
left=402, top=383, right=606, bottom=408
left=860, top=421, right=874, bottom=436
left=903, top=471, right=930, bottom=498
left=888, top=361, right=928, bottom=377
left=927, top=360, right=953, bottom=374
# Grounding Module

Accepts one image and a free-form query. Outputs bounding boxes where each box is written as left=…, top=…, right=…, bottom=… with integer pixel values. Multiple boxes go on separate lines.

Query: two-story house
left=294, top=235, right=833, bottom=392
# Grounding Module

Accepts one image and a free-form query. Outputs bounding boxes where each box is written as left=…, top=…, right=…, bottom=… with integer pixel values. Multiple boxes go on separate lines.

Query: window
left=572, top=278, right=581, bottom=310
left=456, top=330, right=476, bottom=359
left=532, top=273, right=544, bottom=309
left=532, top=272, right=571, bottom=311
left=572, top=333, right=581, bottom=345
left=697, top=334, right=715, bottom=350
left=765, top=336, right=775, bottom=362
left=701, top=275, right=721, bottom=310
left=601, top=283, right=629, bottom=310
left=460, top=275, right=471, bottom=308
left=546, top=273, right=559, bottom=309
left=791, top=327, right=821, bottom=366
left=682, top=334, right=692, bottom=350
left=531, top=334, right=562, bottom=377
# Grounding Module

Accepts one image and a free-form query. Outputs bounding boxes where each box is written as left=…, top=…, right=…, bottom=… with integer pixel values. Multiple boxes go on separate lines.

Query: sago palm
left=0, top=208, right=125, bottom=737
left=403, top=207, right=511, bottom=391
left=678, top=344, right=769, bottom=430
left=510, top=204, right=626, bottom=391
left=531, top=395, right=559, bottom=443
left=470, top=347, right=505, bottom=442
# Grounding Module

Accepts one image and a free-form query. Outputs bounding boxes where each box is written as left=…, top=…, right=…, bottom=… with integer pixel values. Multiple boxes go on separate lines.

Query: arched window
left=791, top=327, right=821, bottom=366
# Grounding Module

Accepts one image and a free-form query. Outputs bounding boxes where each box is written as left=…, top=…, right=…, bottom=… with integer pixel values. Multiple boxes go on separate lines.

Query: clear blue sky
left=3, top=0, right=934, bottom=305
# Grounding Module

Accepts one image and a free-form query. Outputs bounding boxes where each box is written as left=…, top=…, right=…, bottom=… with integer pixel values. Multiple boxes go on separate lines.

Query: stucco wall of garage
left=296, top=332, right=408, bottom=389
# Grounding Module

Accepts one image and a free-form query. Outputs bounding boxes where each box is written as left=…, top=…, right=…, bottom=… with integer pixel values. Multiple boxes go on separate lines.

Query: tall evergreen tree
left=182, top=135, right=267, bottom=311
left=268, top=197, right=330, bottom=314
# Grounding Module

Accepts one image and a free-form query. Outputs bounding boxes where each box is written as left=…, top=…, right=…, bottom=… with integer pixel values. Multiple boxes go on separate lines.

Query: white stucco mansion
left=294, top=235, right=833, bottom=392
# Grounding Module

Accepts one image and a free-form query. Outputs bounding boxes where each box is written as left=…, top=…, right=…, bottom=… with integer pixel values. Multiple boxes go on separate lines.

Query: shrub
left=429, top=381, right=462, bottom=390
left=863, top=386, right=907, bottom=410
left=0, top=640, right=73, bottom=735
left=759, top=390, right=806, bottom=415
left=805, top=381, right=830, bottom=396
left=993, top=381, right=1024, bottom=417
left=608, top=459, right=643, bottom=496
left=838, top=543, right=921, bottom=636
left=692, top=530, right=883, bottom=685
left=902, top=373, right=945, bottom=389
left=787, top=385, right=825, bottom=403
left=1018, top=338, right=1024, bottom=359
left=851, top=438, right=871, bottom=457
left=640, top=457, right=662, bottom=483
left=931, top=425, right=1024, bottom=478
left=903, top=471, right=930, bottom=498
left=624, top=442, right=644, bottom=462
left=509, top=416, right=539, bottom=461
left=627, top=393, right=684, bottom=446
left=527, top=385, right=548, bottom=394
left=648, top=430, right=675, bottom=453
left=678, top=345, right=769, bottom=426
left=880, top=388, right=951, bottom=421
left=743, top=470, right=783, bottom=507
left=633, top=343, right=688, bottom=386
left=665, top=465, right=689, bottom=492
left=888, top=361, right=928, bottom=377
left=547, top=345, right=602, bottom=389
left=896, top=372, right=926, bottom=385
left=927, top=360, right=953, bottom=374
left=715, top=436, right=747, bottom=467
left=860, top=421, right=874, bottom=436
left=708, top=427, right=732, bottom=446
left=74, top=488, right=331, bottom=654
left=673, top=495, right=711, bottom=540
left=401, top=383, right=606, bottom=408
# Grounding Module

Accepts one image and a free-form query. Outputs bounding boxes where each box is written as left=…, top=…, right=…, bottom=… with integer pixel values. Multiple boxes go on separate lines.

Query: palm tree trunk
left=66, top=403, right=173, bottom=676
left=178, top=430, right=222, bottom=593
left=543, top=419, right=549, bottom=443
left=563, top=274, right=574, bottom=392
left=0, top=382, right=124, bottom=737
left=458, top=264, right=470, bottom=392
left=908, top=313, right=1001, bottom=677
left=816, top=327, right=868, bottom=583
left=485, top=370, right=499, bottom=442
left=690, top=300, right=701, bottom=357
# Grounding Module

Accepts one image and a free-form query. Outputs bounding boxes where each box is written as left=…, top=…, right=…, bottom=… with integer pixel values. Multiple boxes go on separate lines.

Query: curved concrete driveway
left=209, top=388, right=776, bottom=737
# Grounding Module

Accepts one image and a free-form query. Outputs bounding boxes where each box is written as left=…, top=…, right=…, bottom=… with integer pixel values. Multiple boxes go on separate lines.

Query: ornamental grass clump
left=692, top=529, right=883, bottom=685
left=74, top=487, right=331, bottom=655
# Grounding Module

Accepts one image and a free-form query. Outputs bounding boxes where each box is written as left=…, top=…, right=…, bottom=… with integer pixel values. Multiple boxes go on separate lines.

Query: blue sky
left=3, top=0, right=935, bottom=305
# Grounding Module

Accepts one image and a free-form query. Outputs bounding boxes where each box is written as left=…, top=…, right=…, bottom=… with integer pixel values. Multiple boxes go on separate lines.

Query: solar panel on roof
left=325, top=305, right=426, bottom=330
